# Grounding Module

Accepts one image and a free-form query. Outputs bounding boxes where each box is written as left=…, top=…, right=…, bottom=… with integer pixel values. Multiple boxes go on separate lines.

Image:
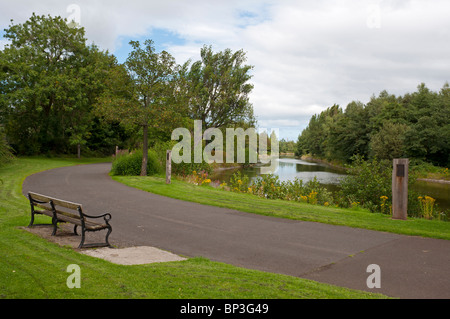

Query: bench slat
left=55, top=214, right=108, bottom=230
left=29, top=192, right=82, bottom=210
left=33, top=209, right=54, bottom=217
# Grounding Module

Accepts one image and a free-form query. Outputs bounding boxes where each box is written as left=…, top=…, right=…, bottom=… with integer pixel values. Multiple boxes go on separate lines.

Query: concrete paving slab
left=81, top=246, right=187, bottom=265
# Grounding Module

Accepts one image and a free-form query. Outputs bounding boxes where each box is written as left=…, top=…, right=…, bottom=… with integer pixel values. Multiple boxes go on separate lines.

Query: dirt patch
left=22, top=224, right=187, bottom=265
left=22, top=224, right=83, bottom=248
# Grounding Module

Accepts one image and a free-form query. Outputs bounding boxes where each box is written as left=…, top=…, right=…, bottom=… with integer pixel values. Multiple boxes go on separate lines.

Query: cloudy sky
left=1, top=0, right=449, bottom=140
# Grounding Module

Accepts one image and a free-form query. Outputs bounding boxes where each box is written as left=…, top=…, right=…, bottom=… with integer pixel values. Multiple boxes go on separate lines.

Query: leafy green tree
left=369, top=122, right=410, bottom=160
left=436, top=83, right=450, bottom=166
left=365, top=90, right=407, bottom=132
left=95, top=40, right=184, bottom=175
left=0, top=126, right=14, bottom=166
left=403, top=83, right=449, bottom=166
left=186, top=45, right=255, bottom=130
left=295, top=131, right=308, bottom=157
left=0, top=14, right=117, bottom=156
left=279, top=139, right=296, bottom=154
left=297, top=104, right=344, bottom=160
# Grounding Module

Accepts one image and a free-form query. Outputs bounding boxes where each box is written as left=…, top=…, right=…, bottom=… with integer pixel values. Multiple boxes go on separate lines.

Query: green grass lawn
left=112, top=175, right=450, bottom=241
left=0, top=157, right=389, bottom=299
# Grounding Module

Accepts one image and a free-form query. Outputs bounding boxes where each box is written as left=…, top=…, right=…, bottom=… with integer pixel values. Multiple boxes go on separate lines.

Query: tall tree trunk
left=140, top=124, right=148, bottom=176
left=77, top=143, right=81, bottom=159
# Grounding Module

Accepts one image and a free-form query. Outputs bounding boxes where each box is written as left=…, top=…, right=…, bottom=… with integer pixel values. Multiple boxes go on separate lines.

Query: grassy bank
left=112, top=175, right=450, bottom=240
left=0, top=157, right=388, bottom=299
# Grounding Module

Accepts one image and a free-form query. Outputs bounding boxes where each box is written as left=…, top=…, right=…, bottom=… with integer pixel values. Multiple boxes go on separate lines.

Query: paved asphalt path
left=22, top=163, right=450, bottom=299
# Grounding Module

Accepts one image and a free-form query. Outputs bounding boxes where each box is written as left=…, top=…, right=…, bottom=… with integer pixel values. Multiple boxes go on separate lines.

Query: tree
left=326, top=101, right=370, bottom=162
left=95, top=40, right=183, bottom=175
left=403, top=83, right=449, bottom=166
left=296, top=104, right=342, bottom=159
left=186, top=45, right=255, bottom=130
left=279, top=138, right=296, bottom=154
left=369, top=121, right=409, bottom=160
left=0, top=126, right=14, bottom=166
left=0, top=13, right=117, bottom=156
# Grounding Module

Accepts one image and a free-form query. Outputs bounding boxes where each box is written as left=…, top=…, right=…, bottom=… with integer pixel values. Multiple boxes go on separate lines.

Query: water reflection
left=212, top=156, right=347, bottom=185
left=262, top=157, right=347, bottom=184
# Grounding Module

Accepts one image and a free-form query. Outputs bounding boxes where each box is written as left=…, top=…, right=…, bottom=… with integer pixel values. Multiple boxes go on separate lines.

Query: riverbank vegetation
left=214, top=156, right=448, bottom=222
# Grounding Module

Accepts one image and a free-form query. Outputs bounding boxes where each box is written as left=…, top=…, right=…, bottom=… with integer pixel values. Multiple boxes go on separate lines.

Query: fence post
left=166, top=150, right=172, bottom=184
left=392, top=158, right=409, bottom=220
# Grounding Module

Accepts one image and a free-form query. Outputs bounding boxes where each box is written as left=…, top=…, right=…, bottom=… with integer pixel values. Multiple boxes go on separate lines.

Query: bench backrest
left=28, top=192, right=82, bottom=212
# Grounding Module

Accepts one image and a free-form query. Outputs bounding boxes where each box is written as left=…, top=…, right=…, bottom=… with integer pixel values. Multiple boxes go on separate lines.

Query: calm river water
left=212, top=156, right=450, bottom=211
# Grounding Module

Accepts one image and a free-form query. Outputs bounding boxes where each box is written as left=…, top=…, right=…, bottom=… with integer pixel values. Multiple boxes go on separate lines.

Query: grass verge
left=112, top=175, right=450, bottom=241
left=0, top=157, right=388, bottom=299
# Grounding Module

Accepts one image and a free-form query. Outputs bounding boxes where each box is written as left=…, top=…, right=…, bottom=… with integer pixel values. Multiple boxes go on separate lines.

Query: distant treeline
left=296, top=83, right=450, bottom=167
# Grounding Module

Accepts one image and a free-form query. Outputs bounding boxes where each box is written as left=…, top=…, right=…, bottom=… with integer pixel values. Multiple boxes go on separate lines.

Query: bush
left=338, top=156, right=392, bottom=211
left=111, top=149, right=162, bottom=176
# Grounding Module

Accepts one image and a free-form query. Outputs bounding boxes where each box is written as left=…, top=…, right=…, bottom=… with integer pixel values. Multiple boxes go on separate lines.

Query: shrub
left=111, top=149, right=162, bottom=176
left=229, top=171, right=250, bottom=193
left=338, top=156, right=392, bottom=212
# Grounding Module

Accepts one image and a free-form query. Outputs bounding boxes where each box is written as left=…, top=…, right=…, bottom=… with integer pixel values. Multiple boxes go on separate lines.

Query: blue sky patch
left=114, top=28, right=186, bottom=63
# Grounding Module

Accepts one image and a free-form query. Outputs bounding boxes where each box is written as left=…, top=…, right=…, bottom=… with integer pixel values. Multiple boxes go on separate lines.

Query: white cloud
left=1, top=0, right=450, bottom=140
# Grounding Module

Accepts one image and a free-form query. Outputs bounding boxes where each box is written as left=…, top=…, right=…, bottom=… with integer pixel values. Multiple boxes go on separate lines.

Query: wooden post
left=392, top=158, right=409, bottom=220
left=166, top=150, right=172, bottom=184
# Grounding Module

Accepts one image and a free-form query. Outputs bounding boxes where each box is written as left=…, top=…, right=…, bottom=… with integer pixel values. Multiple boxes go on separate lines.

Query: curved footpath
left=22, top=163, right=450, bottom=299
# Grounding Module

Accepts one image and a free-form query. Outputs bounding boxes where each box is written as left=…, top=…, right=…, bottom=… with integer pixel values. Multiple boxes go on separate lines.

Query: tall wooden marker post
left=166, top=150, right=172, bottom=184
left=392, top=158, right=409, bottom=220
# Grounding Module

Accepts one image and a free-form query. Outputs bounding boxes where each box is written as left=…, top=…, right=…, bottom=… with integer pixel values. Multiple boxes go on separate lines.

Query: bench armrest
left=30, top=198, right=49, bottom=205
left=82, top=212, right=112, bottom=222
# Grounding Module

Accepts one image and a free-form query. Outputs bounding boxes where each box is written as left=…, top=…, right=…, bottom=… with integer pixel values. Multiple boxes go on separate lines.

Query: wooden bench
left=27, top=192, right=112, bottom=249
